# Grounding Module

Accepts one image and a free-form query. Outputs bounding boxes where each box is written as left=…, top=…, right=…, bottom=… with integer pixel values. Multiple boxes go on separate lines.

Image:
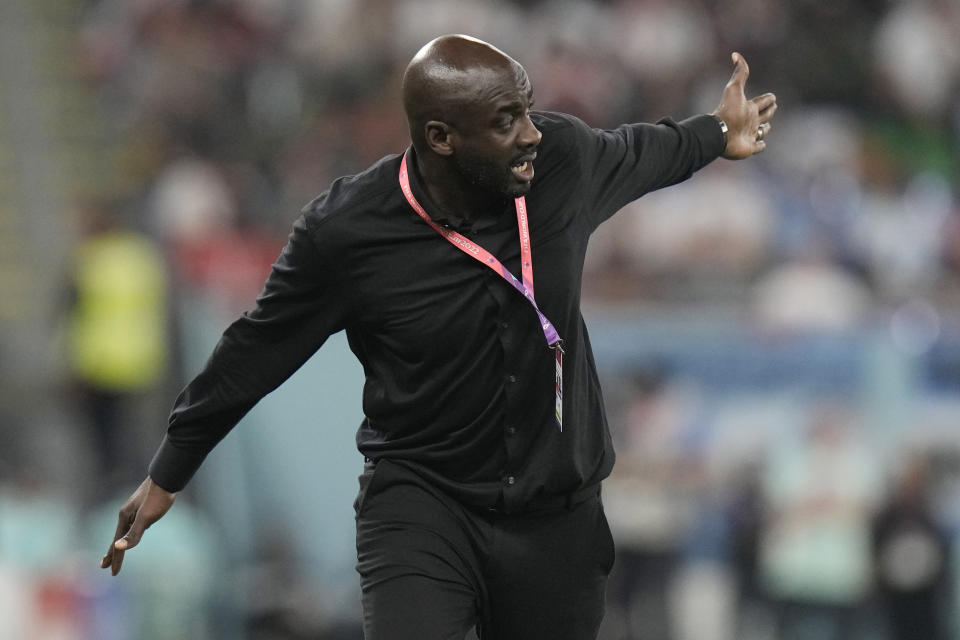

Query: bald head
left=402, top=35, right=528, bottom=150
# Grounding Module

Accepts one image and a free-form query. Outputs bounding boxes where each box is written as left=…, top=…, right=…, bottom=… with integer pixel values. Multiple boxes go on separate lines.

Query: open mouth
left=511, top=158, right=535, bottom=181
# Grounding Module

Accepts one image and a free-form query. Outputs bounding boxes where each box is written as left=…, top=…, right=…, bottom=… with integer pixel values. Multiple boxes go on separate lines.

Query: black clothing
left=148, top=110, right=724, bottom=512
left=872, top=501, right=951, bottom=640
left=355, top=459, right=614, bottom=639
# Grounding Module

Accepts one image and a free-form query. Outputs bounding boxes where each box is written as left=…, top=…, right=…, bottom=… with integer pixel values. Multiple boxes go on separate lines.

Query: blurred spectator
left=856, top=171, right=955, bottom=300
left=622, top=164, right=774, bottom=280
left=604, top=368, right=706, bottom=640
left=149, top=157, right=237, bottom=244
left=872, top=453, right=952, bottom=640
left=62, top=201, right=171, bottom=493
left=725, top=464, right=772, bottom=640
left=146, top=156, right=282, bottom=312
left=758, top=404, right=881, bottom=640
left=751, top=252, right=873, bottom=332
left=872, top=0, right=960, bottom=122
left=616, top=0, right=714, bottom=119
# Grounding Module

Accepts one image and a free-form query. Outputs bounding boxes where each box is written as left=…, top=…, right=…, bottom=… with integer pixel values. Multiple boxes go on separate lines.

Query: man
left=101, top=34, right=776, bottom=639
left=64, top=201, right=169, bottom=490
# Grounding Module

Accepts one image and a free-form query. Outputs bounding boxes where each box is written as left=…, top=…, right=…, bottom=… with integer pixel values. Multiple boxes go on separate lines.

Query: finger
left=109, top=521, right=141, bottom=576
left=111, top=548, right=125, bottom=576
left=111, top=511, right=131, bottom=546
left=114, top=513, right=147, bottom=552
left=102, top=510, right=133, bottom=570
left=101, top=539, right=120, bottom=569
left=753, top=98, right=777, bottom=124
left=751, top=92, right=777, bottom=113
left=758, top=101, right=778, bottom=122
left=109, top=515, right=147, bottom=576
left=728, top=52, right=749, bottom=88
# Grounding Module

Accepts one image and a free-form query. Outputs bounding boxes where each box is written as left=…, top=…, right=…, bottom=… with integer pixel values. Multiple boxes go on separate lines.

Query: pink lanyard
left=398, top=154, right=563, bottom=350
left=399, top=153, right=564, bottom=429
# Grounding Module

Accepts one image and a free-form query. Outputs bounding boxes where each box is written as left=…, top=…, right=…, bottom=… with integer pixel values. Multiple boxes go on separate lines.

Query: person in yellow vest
left=65, top=203, right=170, bottom=489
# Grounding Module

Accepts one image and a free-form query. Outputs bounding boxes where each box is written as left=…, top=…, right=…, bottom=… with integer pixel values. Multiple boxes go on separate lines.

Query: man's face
left=450, top=65, right=542, bottom=198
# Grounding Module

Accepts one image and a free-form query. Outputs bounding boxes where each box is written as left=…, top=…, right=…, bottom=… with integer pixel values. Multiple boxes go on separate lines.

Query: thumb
left=113, top=482, right=175, bottom=551
left=114, top=516, right=146, bottom=551
left=728, top=52, right=749, bottom=88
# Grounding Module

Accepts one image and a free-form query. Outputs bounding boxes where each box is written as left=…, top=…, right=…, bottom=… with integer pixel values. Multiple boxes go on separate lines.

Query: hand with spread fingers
left=713, top=52, right=778, bottom=159
left=100, top=476, right=176, bottom=576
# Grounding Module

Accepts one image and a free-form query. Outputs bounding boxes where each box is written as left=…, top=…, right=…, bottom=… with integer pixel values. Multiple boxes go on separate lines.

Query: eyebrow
left=495, top=89, right=534, bottom=114
left=497, top=100, right=524, bottom=114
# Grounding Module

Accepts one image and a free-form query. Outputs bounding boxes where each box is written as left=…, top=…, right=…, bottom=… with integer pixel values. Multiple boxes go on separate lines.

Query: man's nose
left=519, top=117, right=542, bottom=148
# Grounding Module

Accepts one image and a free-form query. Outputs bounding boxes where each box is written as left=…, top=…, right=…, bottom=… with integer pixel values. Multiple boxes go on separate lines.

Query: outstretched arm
left=713, top=52, right=778, bottom=159
left=99, top=211, right=349, bottom=575
left=100, top=477, right=176, bottom=576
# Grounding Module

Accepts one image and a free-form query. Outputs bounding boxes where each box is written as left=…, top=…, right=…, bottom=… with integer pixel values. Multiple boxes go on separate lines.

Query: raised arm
left=576, top=51, right=776, bottom=228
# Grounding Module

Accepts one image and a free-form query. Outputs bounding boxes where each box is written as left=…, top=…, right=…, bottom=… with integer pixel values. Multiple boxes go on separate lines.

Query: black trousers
left=355, top=460, right=615, bottom=640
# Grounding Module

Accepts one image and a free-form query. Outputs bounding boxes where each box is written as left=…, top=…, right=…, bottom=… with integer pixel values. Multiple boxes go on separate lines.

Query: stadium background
left=1, top=0, right=959, bottom=638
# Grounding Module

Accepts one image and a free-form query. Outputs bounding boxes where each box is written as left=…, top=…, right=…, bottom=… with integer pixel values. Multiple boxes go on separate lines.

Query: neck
left=416, top=152, right=505, bottom=221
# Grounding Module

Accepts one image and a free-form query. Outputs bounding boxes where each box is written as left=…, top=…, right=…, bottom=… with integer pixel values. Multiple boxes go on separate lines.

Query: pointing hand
left=100, top=476, right=176, bottom=576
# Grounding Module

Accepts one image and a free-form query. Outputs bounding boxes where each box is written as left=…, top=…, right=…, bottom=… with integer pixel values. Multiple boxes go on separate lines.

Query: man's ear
left=425, top=121, right=455, bottom=156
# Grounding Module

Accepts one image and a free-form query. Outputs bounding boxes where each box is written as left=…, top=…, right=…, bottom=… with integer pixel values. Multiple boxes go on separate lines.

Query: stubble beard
left=454, top=153, right=528, bottom=198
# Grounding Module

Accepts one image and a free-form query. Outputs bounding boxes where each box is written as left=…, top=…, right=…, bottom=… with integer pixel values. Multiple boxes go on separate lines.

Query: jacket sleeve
left=148, top=212, right=350, bottom=492
left=575, top=113, right=726, bottom=231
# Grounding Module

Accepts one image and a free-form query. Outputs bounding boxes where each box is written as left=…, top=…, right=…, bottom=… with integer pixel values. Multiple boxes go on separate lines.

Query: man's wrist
left=712, top=115, right=728, bottom=150
left=148, top=436, right=206, bottom=493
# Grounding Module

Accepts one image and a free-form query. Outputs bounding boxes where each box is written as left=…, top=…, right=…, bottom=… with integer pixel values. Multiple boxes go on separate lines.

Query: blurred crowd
left=70, top=0, right=960, bottom=314
left=2, top=0, right=959, bottom=638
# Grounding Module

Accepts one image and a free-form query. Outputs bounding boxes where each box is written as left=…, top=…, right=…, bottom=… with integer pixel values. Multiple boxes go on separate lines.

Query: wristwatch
left=714, top=116, right=728, bottom=148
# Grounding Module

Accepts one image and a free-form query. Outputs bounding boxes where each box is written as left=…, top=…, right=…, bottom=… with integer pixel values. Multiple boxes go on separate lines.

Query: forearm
left=640, top=113, right=727, bottom=189
left=585, top=113, right=726, bottom=226
left=148, top=320, right=293, bottom=491
left=148, top=213, right=349, bottom=491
